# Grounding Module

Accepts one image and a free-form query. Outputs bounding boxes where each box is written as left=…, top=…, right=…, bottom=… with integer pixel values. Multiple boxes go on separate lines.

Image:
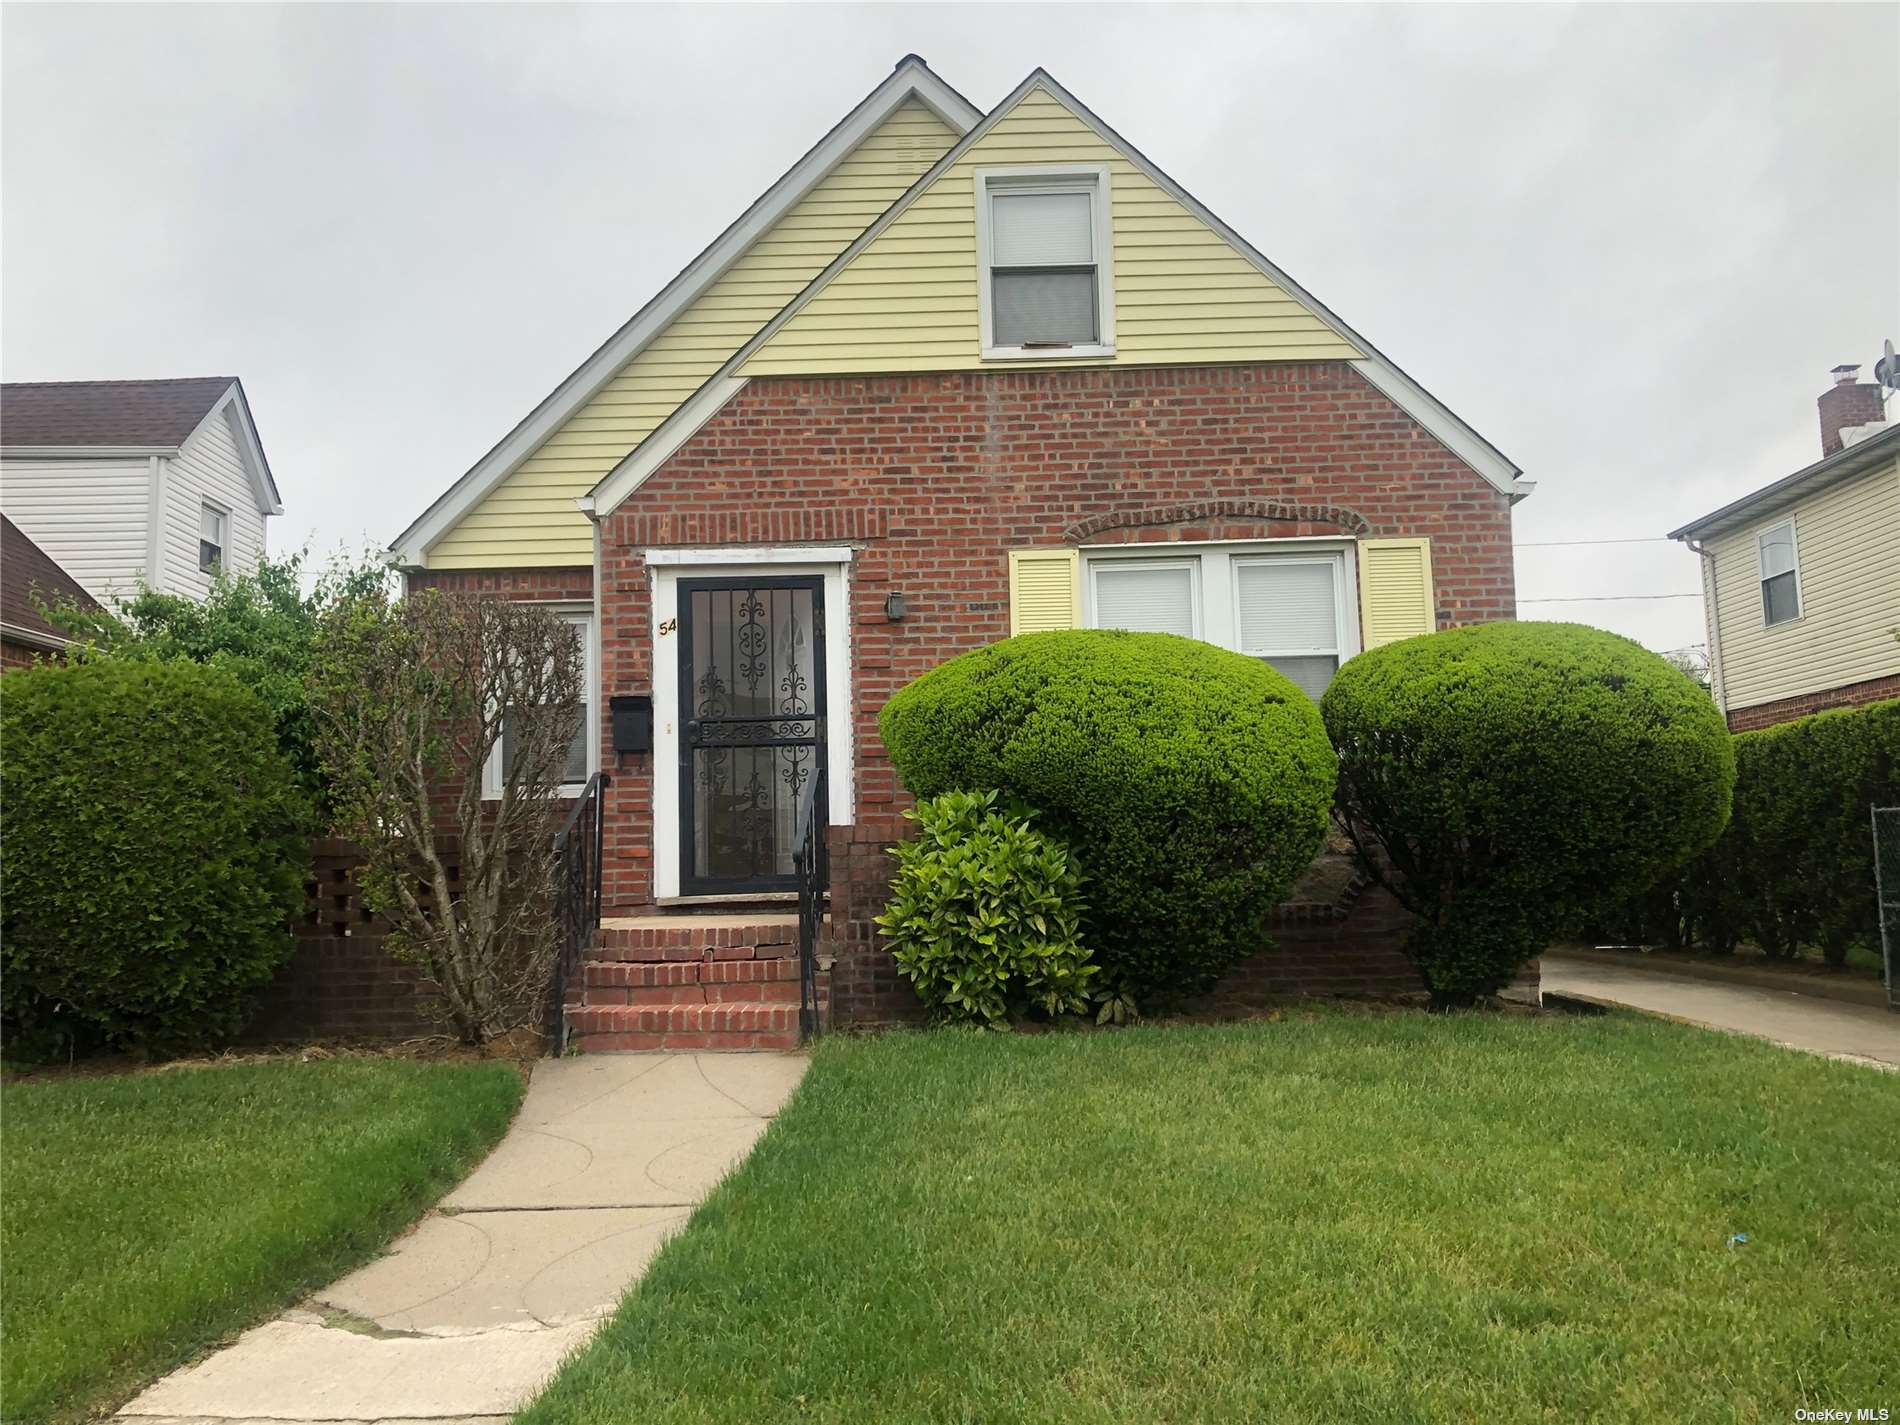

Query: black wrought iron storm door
left=678, top=577, right=827, bottom=896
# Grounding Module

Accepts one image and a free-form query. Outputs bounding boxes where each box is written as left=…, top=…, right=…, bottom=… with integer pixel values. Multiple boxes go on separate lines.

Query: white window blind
left=1092, top=563, right=1195, bottom=638
left=991, top=191, right=1093, bottom=265
left=198, top=504, right=226, bottom=573
left=1235, top=559, right=1342, bottom=700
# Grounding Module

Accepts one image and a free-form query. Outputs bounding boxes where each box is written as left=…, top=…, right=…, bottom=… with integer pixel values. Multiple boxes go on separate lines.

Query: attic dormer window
left=977, top=167, right=1114, bottom=360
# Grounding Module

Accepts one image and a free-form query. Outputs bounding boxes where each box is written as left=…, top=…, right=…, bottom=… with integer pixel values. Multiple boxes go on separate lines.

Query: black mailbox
left=610, top=694, right=654, bottom=754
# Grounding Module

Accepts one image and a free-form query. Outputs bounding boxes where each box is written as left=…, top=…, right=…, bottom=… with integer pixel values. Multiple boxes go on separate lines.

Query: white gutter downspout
left=1686, top=537, right=1726, bottom=716
left=144, top=455, right=166, bottom=593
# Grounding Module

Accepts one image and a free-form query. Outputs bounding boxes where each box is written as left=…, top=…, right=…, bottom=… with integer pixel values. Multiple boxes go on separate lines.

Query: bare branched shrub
left=308, top=588, right=584, bottom=1044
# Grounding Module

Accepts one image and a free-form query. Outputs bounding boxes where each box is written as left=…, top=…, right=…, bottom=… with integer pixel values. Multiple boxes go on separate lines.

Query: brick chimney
left=1818, top=365, right=1885, bottom=455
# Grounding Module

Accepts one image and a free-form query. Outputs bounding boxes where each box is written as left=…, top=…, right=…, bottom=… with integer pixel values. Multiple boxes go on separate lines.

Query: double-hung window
left=489, top=608, right=594, bottom=796
left=199, top=502, right=227, bottom=573
left=1757, top=520, right=1800, bottom=626
left=977, top=167, right=1114, bottom=358
left=1086, top=544, right=1355, bottom=699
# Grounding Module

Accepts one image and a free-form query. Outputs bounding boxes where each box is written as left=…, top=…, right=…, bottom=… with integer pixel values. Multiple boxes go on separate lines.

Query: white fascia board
left=584, top=377, right=750, bottom=519
left=2, top=445, right=178, bottom=459
left=176, top=382, right=284, bottom=516
left=720, top=69, right=1527, bottom=502
left=0, top=620, right=72, bottom=651
left=389, top=60, right=982, bottom=567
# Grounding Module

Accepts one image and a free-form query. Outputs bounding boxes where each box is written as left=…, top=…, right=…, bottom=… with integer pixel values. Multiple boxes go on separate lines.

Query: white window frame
left=198, top=500, right=229, bottom=573
left=1085, top=556, right=1202, bottom=639
left=1081, top=539, right=1362, bottom=688
left=974, top=164, right=1116, bottom=362
left=482, top=602, right=597, bottom=801
left=1228, top=552, right=1351, bottom=671
left=1756, top=518, right=1803, bottom=628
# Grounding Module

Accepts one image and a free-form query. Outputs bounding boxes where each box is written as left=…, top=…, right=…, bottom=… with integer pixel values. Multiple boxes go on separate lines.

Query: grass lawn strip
left=523, top=1013, right=1899, bottom=1425
left=1, top=1056, right=523, bottom=1424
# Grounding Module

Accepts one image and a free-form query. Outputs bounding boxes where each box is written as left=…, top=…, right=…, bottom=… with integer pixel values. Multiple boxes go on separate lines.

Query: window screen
left=198, top=505, right=226, bottom=573
left=1758, top=522, right=1799, bottom=626
left=1092, top=563, right=1195, bottom=638
left=989, top=186, right=1098, bottom=347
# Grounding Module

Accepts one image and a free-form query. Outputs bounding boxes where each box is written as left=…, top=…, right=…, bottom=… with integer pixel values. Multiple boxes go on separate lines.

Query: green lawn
left=524, top=1014, right=1899, bottom=1425
left=0, top=1056, right=522, bottom=1424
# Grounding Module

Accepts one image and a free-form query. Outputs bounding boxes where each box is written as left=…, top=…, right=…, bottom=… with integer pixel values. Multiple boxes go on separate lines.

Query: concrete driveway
left=1542, top=952, right=1900, bottom=1070
left=117, top=1052, right=807, bottom=1425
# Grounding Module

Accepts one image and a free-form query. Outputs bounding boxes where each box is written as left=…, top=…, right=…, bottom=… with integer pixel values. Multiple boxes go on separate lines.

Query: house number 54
left=657, top=617, right=678, bottom=637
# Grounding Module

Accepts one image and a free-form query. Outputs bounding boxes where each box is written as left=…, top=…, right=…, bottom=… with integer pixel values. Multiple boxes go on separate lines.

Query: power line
left=1515, top=537, right=1676, bottom=548
left=1516, top=593, right=1702, bottom=603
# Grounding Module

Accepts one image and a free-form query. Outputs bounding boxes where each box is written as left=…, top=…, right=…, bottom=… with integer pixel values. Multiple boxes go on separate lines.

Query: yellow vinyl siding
left=425, top=100, right=959, bottom=569
left=741, top=89, right=1362, bottom=379
left=1008, top=548, right=1081, bottom=634
left=1708, top=455, right=1900, bottom=712
left=1356, top=538, right=1437, bottom=647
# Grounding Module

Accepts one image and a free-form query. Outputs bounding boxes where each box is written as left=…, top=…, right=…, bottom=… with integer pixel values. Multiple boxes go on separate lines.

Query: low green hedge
left=0, top=659, right=310, bottom=1055
left=1601, top=697, right=1900, bottom=962
left=875, top=790, right=1096, bottom=1028
left=880, top=630, right=1335, bottom=1004
left=1323, top=621, right=1735, bottom=1005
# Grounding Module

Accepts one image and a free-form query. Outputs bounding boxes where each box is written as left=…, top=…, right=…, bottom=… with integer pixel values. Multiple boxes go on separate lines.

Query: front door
left=677, top=576, right=827, bottom=896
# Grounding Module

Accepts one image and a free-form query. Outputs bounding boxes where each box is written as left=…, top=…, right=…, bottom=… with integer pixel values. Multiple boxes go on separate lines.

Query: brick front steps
left=567, top=914, right=819, bottom=1052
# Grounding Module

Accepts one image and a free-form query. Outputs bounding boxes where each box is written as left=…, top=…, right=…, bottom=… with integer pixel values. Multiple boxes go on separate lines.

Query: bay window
left=1085, top=543, right=1355, bottom=698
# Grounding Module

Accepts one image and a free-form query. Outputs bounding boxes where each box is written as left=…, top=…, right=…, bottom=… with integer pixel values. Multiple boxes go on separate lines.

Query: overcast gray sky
left=4, top=2, right=1895, bottom=655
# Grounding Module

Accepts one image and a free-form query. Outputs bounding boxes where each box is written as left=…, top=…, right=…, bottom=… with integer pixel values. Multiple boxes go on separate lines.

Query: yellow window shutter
left=1356, top=538, right=1437, bottom=648
left=1007, top=548, right=1081, bottom=635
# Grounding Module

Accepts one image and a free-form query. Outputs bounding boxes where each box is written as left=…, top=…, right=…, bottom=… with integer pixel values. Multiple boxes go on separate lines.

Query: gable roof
left=388, top=56, right=983, bottom=567
left=1, top=376, right=283, bottom=515
left=587, top=69, right=1529, bottom=517
left=1, top=513, right=100, bottom=651
left=1, top=377, right=235, bottom=449
left=1668, top=421, right=1900, bottom=543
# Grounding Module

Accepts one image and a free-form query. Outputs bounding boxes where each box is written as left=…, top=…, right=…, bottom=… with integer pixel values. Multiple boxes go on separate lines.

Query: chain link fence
left=1874, top=806, right=1899, bottom=1011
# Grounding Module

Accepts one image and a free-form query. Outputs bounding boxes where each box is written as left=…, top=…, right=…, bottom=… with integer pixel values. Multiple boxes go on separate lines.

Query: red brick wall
left=594, top=361, right=1516, bottom=911
left=244, top=839, right=437, bottom=1041
left=1726, top=675, right=1900, bottom=731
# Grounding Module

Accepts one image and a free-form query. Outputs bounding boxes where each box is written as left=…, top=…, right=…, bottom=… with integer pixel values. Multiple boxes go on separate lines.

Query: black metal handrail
left=791, top=765, right=829, bottom=1042
left=547, top=771, right=609, bottom=1052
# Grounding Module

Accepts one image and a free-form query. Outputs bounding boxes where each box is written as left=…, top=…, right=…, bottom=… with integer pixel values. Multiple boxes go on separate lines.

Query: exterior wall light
left=884, top=590, right=907, bottom=622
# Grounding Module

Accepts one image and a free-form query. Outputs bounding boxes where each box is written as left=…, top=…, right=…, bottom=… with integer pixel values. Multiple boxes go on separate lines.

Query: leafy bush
left=1, top=660, right=309, bottom=1055
left=1603, top=698, right=1900, bottom=963
left=49, top=549, right=389, bottom=815
left=880, top=630, right=1336, bottom=1003
left=1322, top=621, right=1734, bottom=1006
left=876, top=790, right=1096, bottom=1028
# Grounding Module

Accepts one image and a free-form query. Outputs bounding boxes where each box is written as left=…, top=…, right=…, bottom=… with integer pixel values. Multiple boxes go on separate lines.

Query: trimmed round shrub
left=1321, top=620, right=1735, bottom=1006
left=875, top=789, right=1096, bottom=1028
left=1, top=659, right=310, bottom=1055
left=880, top=630, right=1336, bottom=1003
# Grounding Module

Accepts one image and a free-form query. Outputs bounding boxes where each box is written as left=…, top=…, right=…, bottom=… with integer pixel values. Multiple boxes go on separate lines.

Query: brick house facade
left=392, top=61, right=1534, bottom=1037
left=574, top=362, right=1515, bottom=915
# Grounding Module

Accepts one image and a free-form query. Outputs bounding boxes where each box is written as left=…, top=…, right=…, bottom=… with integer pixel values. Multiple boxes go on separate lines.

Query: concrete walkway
left=118, top=1052, right=807, bottom=1425
left=1543, top=952, right=1900, bottom=1070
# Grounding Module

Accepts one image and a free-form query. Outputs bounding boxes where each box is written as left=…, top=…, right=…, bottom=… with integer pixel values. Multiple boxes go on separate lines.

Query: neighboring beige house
left=0, top=377, right=281, bottom=605
left=1671, top=368, right=1899, bottom=731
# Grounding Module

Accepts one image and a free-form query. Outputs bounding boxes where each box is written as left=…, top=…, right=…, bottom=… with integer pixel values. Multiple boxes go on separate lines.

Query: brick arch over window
left=1063, top=499, right=1374, bottom=544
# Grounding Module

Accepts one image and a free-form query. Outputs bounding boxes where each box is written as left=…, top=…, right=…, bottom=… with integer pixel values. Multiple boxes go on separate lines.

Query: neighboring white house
left=1669, top=367, right=1898, bottom=731
left=0, top=377, right=282, bottom=604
